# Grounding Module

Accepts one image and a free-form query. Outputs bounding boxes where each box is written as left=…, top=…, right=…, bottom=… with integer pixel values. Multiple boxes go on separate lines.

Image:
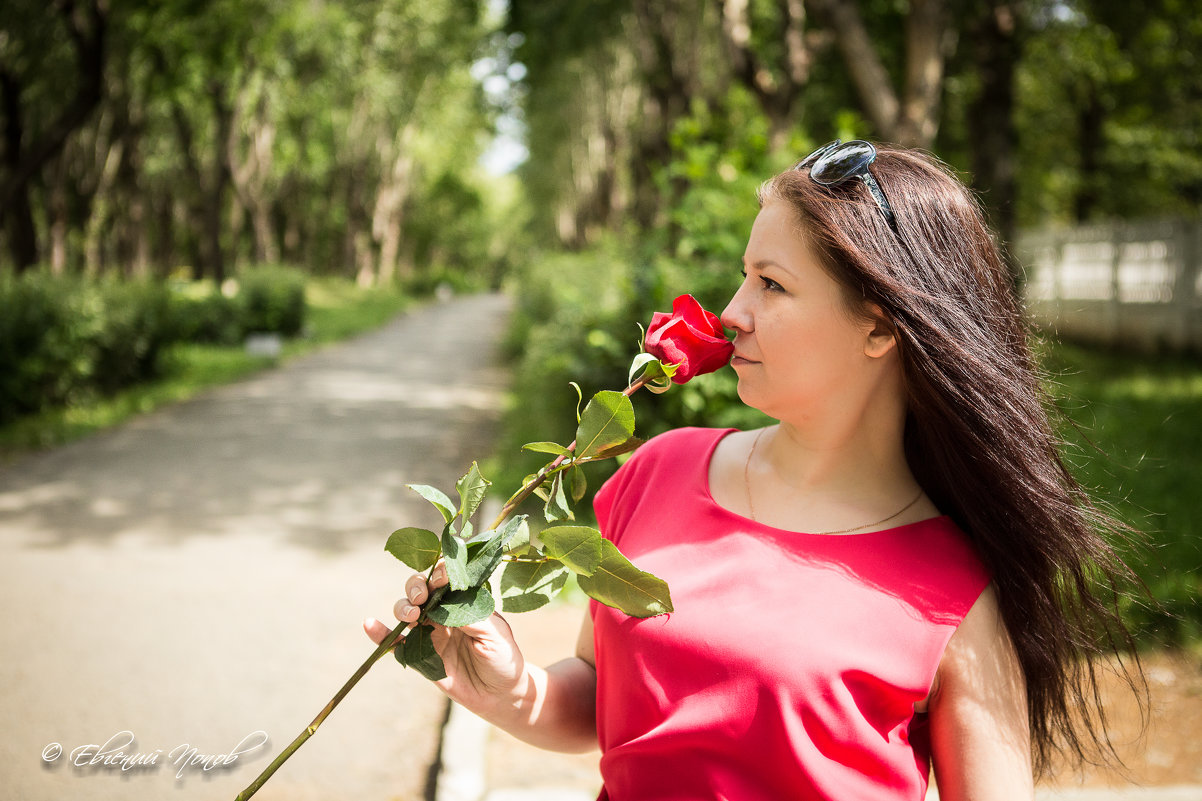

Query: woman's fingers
left=397, top=562, right=450, bottom=622
left=363, top=617, right=392, bottom=645
left=429, top=562, right=449, bottom=588
left=403, top=563, right=450, bottom=604
left=366, top=562, right=458, bottom=644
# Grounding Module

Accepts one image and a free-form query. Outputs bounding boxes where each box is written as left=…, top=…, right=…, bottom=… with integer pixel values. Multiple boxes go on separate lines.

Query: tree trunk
left=206, top=83, right=234, bottom=284
left=896, top=0, right=951, bottom=148
left=0, top=68, right=40, bottom=272
left=807, top=0, right=948, bottom=148
left=228, top=74, right=280, bottom=264
left=1074, top=83, right=1104, bottom=222
left=720, top=0, right=811, bottom=153
left=83, top=135, right=126, bottom=276
left=807, top=0, right=900, bottom=140
left=0, top=0, right=107, bottom=271
left=372, top=125, right=417, bottom=286
left=629, top=0, right=694, bottom=238
left=967, top=0, right=1022, bottom=283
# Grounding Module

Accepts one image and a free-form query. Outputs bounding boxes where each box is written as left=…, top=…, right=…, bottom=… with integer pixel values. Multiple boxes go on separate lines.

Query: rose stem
left=236, top=372, right=654, bottom=800
left=488, top=374, right=651, bottom=531
left=233, top=583, right=448, bottom=801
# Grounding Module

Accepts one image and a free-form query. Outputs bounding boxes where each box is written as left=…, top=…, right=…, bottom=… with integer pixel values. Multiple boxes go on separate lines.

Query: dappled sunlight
left=0, top=295, right=511, bottom=555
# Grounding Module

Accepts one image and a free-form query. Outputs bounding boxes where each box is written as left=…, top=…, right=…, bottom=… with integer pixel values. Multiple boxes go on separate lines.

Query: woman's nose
left=721, top=287, right=750, bottom=334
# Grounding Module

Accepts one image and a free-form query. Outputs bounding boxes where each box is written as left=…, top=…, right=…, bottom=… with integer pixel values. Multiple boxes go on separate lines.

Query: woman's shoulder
left=626, top=426, right=734, bottom=468
left=599, top=427, right=730, bottom=500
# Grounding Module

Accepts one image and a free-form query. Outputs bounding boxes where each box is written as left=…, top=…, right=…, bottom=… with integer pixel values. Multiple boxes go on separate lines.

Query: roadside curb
left=435, top=696, right=596, bottom=801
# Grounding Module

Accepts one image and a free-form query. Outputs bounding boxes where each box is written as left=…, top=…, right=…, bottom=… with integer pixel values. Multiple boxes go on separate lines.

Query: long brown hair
left=759, top=143, right=1146, bottom=775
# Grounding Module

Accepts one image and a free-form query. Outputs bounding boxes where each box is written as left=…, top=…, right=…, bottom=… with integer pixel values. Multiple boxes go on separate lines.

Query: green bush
left=88, top=280, right=176, bottom=394
left=238, top=265, right=307, bottom=337
left=170, top=291, right=244, bottom=345
left=0, top=273, right=89, bottom=422
left=0, top=273, right=178, bottom=423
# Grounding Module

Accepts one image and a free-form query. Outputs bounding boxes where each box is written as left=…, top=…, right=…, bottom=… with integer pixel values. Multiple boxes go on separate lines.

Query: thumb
left=363, top=617, right=401, bottom=646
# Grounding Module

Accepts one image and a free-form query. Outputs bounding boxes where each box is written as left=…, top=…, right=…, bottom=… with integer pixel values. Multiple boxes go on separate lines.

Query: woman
left=365, top=141, right=1142, bottom=800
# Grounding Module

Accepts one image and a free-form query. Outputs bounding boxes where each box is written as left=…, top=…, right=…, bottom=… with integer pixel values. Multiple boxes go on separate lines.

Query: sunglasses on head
left=792, top=139, right=899, bottom=236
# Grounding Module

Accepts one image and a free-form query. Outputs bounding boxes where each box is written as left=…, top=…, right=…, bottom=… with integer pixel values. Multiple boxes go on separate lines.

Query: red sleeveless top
left=590, top=428, right=991, bottom=801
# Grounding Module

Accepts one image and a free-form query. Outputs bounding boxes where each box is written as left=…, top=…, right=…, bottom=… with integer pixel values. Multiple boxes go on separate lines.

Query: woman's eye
left=760, top=276, right=783, bottom=292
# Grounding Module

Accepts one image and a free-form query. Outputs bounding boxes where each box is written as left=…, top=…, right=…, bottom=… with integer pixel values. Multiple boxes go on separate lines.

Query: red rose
left=644, top=295, right=734, bottom=384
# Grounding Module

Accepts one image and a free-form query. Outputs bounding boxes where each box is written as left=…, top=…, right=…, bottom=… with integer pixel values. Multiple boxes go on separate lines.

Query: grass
left=1043, top=341, right=1202, bottom=647
left=0, top=278, right=410, bottom=462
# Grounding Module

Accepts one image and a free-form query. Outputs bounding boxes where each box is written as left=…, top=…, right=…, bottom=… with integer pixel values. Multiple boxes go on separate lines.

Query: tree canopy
left=1, top=0, right=1196, bottom=277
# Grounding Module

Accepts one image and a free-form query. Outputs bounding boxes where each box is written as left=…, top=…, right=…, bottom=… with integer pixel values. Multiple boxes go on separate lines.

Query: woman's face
left=720, top=198, right=881, bottom=423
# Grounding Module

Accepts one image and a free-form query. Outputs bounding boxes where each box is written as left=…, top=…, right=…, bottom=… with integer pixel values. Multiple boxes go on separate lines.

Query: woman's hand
left=364, top=565, right=600, bottom=753
left=363, top=563, right=529, bottom=716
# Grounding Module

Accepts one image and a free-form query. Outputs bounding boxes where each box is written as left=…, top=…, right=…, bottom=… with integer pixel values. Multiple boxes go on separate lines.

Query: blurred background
left=1, top=0, right=1200, bottom=791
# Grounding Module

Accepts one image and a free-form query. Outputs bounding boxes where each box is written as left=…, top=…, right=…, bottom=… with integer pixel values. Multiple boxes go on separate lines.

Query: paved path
left=0, top=293, right=511, bottom=801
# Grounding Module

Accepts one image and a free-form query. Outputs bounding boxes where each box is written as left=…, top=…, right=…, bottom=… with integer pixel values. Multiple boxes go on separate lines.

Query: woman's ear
left=863, top=304, right=898, bottom=359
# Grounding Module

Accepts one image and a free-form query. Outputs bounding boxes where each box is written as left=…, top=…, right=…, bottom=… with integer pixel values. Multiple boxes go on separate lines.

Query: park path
left=0, top=293, right=513, bottom=801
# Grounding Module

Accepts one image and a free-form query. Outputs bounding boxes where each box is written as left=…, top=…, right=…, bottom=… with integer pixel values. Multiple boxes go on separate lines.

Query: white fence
left=1016, top=218, right=1202, bottom=353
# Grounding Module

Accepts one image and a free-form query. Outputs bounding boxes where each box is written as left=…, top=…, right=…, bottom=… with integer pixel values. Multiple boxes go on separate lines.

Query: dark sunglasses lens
left=810, top=141, right=877, bottom=185
left=792, top=140, right=841, bottom=172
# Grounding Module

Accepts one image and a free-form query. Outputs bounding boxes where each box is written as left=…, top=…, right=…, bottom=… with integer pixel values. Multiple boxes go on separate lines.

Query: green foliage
left=500, top=560, right=570, bottom=613
left=238, top=266, right=307, bottom=337
left=170, top=292, right=244, bottom=346
left=0, top=272, right=91, bottom=421
left=0, top=269, right=316, bottom=425
left=385, top=527, right=442, bottom=572
left=1043, top=342, right=1202, bottom=646
left=0, top=273, right=176, bottom=423
left=88, top=280, right=177, bottom=395
left=0, top=274, right=408, bottom=459
left=389, top=374, right=677, bottom=678
left=396, top=623, right=446, bottom=681
left=576, top=538, right=673, bottom=618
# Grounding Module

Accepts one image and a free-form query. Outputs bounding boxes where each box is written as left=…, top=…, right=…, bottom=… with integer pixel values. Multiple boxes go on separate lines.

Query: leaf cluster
left=384, top=369, right=673, bottom=681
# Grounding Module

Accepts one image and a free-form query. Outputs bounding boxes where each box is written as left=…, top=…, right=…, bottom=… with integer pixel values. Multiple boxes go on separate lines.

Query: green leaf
left=456, top=462, right=490, bottom=522
left=464, top=516, right=528, bottom=587
left=539, top=525, right=604, bottom=576
left=628, top=352, right=673, bottom=387
left=543, top=471, right=573, bottom=523
left=427, top=584, right=495, bottom=627
left=578, top=436, right=644, bottom=463
left=505, top=522, right=533, bottom=557
left=577, top=539, right=673, bottom=618
left=569, top=381, right=583, bottom=423
left=628, top=352, right=658, bottom=385
left=567, top=464, right=587, bottom=503
left=441, top=525, right=469, bottom=591
left=384, top=527, right=441, bottom=571
left=500, top=560, right=570, bottom=613
left=522, top=441, right=573, bottom=457
left=408, top=484, right=456, bottom=524
left=575, top=390, right=636, bottom=460
left=506, top=473, right=541, bottom=508
left=395, top=623, right=446, bottom=681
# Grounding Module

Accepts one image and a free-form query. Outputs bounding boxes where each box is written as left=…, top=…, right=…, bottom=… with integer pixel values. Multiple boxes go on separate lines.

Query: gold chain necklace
left=743, top=428, right=925, bottom=535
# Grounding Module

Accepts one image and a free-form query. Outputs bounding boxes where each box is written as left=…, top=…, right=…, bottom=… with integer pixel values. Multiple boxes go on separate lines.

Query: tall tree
left=806, top=0, right=952, bottom=148
left=966, top=0, right=1023, bottom=262
left=0, top=0, right=108, bottom=271
left=719, top=0, right=812, bottom=152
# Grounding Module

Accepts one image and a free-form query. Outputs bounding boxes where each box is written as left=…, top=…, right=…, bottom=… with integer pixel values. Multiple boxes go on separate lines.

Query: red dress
left=590, top=427, right=991, bottom=801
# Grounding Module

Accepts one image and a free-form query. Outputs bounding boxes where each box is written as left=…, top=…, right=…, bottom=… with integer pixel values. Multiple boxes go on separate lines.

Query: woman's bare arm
left=928, top=584, right=1034, bottom=800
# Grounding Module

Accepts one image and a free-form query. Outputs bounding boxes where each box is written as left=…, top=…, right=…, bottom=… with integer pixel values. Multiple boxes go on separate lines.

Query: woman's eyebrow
left=744, top=259, right=784, bottom=271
